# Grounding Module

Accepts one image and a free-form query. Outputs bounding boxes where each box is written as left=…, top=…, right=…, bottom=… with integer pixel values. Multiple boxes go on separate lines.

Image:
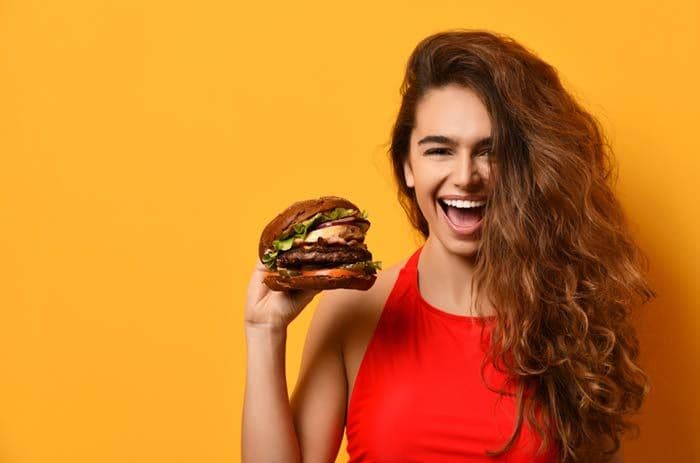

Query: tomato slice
left=268, top=267, right=368, bottom=278
left=299, top=268, right=360, bottom=277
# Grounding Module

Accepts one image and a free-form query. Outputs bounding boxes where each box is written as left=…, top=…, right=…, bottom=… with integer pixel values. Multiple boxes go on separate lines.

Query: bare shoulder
left=311, top=257, right=407, bottom=373
left=314, top=257, right=407, bottom=341
left=289, top=257, right=408, bottom=462
left=317, top=258, right=408, bottom=407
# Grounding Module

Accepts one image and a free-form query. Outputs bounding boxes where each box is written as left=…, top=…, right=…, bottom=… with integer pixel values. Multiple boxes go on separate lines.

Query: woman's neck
left=417, top=236, right=496, bottom=317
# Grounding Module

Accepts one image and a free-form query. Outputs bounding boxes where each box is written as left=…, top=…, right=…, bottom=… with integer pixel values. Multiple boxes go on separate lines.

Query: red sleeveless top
left=345, top=245, right=558, bottom=462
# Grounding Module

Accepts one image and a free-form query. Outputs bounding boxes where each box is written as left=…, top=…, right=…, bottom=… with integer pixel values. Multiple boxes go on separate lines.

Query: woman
left=243, top=30, right=655, bottom=463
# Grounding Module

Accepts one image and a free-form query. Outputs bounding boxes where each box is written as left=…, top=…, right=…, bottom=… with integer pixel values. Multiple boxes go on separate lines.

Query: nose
left=452, top=150, right=481, bottom=189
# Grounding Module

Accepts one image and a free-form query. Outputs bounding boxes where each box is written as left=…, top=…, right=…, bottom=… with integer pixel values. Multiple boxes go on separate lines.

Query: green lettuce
left=261, top=207, right=369, bottom=269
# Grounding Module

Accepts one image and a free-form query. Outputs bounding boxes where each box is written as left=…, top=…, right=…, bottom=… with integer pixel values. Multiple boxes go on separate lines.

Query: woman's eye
left=425, top=149, right=491, bottom=156
left=426, top=148, right=449, bottom=155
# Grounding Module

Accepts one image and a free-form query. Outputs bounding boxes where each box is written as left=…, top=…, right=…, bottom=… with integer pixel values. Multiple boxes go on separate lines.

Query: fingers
left=247, top=257, right=323, bottom=310
left=246, top=259, right=270, bottom=303
left=254, top=260, right=267, bottom=272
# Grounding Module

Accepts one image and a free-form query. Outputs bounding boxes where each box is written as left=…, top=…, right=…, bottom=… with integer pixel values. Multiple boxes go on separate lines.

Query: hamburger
left=259, top=196, right=382, bottom=291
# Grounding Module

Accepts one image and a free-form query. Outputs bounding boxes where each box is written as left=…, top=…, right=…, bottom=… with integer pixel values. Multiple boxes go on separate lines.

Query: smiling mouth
left=437, top=198, right=486, bottom=214
left=437, top=199, right=486, bottom=229
left=438, top=199, right=448, bottom=215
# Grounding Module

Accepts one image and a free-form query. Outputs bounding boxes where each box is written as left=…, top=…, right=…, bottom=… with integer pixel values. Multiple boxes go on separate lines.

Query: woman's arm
left=242, top=261, right=320, bottom=463
left=242, top=325, right=302, bottom=463
left=289, top=289, right=353, bottom=463
left=242, top=290, right=351, bottom=463
left=242, top=260, right=353, bottom=463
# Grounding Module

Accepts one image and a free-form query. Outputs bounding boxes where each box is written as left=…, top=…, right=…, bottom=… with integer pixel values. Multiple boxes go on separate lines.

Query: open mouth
left=437, top=199, right=486, bottom=230
left=437, top=199, right=449, bottom=215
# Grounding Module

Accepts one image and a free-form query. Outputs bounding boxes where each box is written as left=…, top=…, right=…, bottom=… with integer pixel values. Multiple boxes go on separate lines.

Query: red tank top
left=345, top=245, right=559, bottom=462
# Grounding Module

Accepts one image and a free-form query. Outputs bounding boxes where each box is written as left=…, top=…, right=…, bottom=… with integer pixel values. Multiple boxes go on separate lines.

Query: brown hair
left=388, top=29, right=656, bottom=462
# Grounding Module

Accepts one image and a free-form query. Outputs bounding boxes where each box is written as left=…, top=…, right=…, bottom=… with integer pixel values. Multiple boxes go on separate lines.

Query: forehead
left=413, top=84, right=492, bottom=142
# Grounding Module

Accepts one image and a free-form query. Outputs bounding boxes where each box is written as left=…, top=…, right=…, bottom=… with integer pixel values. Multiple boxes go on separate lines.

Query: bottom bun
left=264, top=271, right=377, bottom=291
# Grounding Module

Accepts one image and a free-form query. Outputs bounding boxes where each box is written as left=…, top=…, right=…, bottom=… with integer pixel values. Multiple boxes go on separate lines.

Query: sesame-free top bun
left=258, top=195, right=361, bottom=261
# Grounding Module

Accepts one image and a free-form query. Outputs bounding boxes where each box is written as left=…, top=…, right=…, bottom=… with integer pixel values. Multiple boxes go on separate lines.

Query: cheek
left=413, top=172, right=438, bottom=197
left=412, top=159, right=445, bottom=185
left=412, top=176, right=440, bottom=216
left=480, top=160, right=495, bottom=181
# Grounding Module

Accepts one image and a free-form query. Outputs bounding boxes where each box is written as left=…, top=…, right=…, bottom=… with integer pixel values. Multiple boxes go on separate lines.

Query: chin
left=444, top=239, right=480, bottom=258
left=427, top=224, right=482, bottom=258
left=429, top=207, right=483, bottom=258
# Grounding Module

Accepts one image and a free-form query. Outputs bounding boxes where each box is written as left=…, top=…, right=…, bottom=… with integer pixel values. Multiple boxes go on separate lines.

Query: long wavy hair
left=389, top=29, right=656, bottom=462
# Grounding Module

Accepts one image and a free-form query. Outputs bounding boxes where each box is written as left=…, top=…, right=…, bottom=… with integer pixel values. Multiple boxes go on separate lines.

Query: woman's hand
left=245, top=260, right=322, bottom=330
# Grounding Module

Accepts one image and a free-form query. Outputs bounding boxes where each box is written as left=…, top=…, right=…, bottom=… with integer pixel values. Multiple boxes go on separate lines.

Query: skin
left=243, top=82, right=624, bottom=463
left=403, top=83, right=498, bottom=317
left=284, top=84, right=510, bottom=462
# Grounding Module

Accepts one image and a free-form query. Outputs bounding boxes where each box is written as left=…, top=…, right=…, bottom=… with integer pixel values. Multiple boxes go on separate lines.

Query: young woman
left=243, top=30, right=655, bottom=463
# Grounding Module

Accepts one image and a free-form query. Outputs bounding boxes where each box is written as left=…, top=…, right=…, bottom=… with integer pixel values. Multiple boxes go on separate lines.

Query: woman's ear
left=403, top=158, right=415, bottom=188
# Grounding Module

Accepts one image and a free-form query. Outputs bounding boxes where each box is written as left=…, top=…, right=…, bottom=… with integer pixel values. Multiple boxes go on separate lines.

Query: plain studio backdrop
left=1, top=1, right=698, bottom=461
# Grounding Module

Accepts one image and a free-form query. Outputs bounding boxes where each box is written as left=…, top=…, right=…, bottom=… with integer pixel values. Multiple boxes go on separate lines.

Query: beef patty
left=277, top=244, right=372, bottom=268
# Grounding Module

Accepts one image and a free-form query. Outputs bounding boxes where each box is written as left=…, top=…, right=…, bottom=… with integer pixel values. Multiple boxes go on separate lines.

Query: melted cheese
left=303, top=224, right=354, bottom=243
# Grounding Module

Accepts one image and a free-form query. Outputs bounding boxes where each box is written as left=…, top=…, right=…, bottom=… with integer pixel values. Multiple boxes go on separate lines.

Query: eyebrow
left=417, top=135, right=492, bottom=148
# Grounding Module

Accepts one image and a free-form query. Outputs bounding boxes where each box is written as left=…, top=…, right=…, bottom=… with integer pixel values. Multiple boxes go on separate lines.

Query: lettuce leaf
left=261, top=249, right=278, bottom=268
left=261, top=207, right=369, bottom=269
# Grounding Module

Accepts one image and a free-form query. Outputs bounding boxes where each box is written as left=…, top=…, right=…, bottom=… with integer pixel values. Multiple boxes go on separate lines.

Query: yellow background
left=1, top=1, right=698, bottom=461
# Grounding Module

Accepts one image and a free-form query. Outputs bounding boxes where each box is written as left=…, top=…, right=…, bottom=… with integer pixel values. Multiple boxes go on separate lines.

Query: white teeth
left=442, top=199, right=486, bottom=209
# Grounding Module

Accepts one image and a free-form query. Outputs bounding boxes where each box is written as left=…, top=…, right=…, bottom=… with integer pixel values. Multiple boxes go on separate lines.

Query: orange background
left=1, top=1, right=698, bottom=461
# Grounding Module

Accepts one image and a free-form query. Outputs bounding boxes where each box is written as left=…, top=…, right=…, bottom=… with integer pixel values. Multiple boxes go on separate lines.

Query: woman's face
left=404, top=83, right=495, bottom=257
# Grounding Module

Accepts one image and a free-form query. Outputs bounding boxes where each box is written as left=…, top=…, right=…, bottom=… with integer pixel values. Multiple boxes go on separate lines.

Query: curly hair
left=388, top=29, right=656, bottom=462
